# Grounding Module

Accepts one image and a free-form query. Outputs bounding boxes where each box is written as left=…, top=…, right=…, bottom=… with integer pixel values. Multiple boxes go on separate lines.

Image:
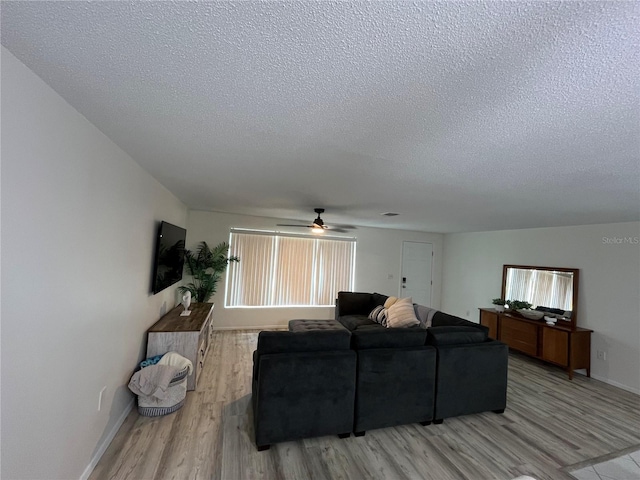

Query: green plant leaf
left=182, top=241, right=240, bottom=302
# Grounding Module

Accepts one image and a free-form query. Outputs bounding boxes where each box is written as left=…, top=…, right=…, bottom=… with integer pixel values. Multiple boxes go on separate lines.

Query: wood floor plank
left=90, top=331, right=640, bottom=480
left=221, top=413, right=278, bottom=480
left=270, top=441, right=315, bottom=480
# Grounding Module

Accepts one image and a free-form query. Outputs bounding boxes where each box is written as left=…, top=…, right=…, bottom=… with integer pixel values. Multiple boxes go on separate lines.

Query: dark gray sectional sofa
left=351, top=328, right=436, bottom=435
left=251, top=291, right=508, bottom=450
left=251, top=328, right=356, bottom=451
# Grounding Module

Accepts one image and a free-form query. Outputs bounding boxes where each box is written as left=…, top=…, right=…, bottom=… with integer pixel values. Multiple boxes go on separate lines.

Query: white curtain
left=226, top=231, right=355, bottom=307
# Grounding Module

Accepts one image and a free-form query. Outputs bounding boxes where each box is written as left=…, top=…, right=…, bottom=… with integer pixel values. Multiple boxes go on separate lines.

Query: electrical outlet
left=387, top=274, right=394, bottom=280
left=98, top=386, right=107, bottom=411
left=596, top=350, right=607, bottom=361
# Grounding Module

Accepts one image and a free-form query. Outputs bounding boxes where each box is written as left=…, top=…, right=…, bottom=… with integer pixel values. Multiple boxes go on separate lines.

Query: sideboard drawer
left=500, top=317, right=538, bottom=356
left=542, top=327, right=569, bottom=366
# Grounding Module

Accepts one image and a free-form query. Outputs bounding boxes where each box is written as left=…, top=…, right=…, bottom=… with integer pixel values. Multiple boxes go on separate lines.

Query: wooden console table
left=146, top=302, right=214, bottom=391
left=479, top=308, right=592, bottom=380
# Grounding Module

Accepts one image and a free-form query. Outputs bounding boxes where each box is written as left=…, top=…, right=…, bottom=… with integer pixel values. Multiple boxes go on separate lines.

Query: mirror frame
left=501, top=264, right=580, bottom=330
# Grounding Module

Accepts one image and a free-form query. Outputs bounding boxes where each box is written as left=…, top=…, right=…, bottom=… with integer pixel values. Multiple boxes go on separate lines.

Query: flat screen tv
left=152, top=221, right=187, bottom=294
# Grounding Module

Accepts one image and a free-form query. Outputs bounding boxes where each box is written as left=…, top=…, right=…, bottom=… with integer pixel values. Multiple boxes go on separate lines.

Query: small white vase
left=181, top=291, right=192, bottom=312
left=494, top=305, right=505, bottom=313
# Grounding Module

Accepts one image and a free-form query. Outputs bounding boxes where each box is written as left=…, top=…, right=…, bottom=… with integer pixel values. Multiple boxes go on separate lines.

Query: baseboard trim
left=80, top=398, right=135, bottom=480
left=211, top=324, right=285, bottom=331
left=590, top=374, right=640, bottom=395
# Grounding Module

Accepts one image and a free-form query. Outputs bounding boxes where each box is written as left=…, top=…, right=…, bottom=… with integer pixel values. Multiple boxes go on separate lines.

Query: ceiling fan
left=277, top=208, right=356, bottom=234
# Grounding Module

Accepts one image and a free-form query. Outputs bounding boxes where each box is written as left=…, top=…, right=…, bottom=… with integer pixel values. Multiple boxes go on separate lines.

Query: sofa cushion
left=337, top=314, right=376, bottom=331
left=353, top=323, right=387, bottom=331
left=351, top=328, right=428, bottom=349
left=427, top=326, right=488, bottom=346
left=387, top=297, right=420, bottom=328
left=432, top=311, right=484, bottom=329
left=257, top=330, right=350, bottom=354
left=368, top=305, right=388, bottom=327
left=288, top=319, right=347, bottom=332
left=337, top=291, right=373, bottom=316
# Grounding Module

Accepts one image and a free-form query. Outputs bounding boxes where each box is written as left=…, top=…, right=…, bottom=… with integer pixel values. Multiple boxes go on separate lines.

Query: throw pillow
left=384, top=296, right=398, bottom=309
left=386, top=297, right=420, bottom=328
left=368, top=305, right=388, bottom=327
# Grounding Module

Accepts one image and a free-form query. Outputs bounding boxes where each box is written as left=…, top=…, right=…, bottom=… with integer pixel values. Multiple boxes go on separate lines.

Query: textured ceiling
left=2, top=1, right=639, bottom=233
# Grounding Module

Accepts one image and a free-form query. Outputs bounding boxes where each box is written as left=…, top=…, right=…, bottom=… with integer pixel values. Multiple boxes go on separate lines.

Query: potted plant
left=492, top=298, right=506, bottom=313
left=506, top=300, right=533, bottom=311
left=178, top=241, right=240, bottom=303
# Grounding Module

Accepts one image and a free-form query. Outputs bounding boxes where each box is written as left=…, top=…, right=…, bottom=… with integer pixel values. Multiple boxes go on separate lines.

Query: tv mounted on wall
left=152, top=221, right=187, bottom=294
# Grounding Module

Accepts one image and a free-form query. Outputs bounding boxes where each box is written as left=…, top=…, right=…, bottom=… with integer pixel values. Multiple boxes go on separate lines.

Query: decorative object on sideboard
left=492, top=298, right=507, bottom=313
left=180, top=291, right=192, bottom=316
left=178, top=241, right=240, bottom=303
left=506, top=300, right=533, bottom=311
left=517, top=309, right=544, bottom=320
left=544, top=315, right=558, bottom=325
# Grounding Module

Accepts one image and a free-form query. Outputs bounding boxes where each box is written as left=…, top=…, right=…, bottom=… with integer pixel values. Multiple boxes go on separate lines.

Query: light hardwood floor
left=90, top=330, right=640, bottom=480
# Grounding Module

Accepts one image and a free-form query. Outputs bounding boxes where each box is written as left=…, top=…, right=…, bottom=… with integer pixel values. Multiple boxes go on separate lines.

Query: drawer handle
left=200, top=348, right=205, bottom=357
left=199, top=361, right=203, bottom=369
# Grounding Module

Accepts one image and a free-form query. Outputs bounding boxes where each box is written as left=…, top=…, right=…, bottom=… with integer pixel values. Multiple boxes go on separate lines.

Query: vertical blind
left=226, top=230, right=356, bottom=307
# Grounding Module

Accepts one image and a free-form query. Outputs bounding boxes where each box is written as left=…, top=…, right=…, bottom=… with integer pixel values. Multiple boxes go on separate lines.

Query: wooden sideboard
left=479, top=308, right=592, bottom=380
left=147, top=302, right=214, bottom=391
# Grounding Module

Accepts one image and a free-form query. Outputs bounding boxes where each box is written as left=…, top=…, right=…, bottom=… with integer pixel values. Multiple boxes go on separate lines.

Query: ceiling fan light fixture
left=276, top=208, right=355, bottom=233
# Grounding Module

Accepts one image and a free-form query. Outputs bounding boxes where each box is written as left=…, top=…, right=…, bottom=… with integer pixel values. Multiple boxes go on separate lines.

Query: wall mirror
left=501, top=264, right=579, bottom=329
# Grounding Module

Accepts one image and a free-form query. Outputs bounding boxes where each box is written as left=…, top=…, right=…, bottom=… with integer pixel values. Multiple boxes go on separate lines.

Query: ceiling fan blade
left=327, top=228, right=350, bottom=233
left=325, top=224, right=357, bottom=230
left=276, top=223, right=311, bottom=228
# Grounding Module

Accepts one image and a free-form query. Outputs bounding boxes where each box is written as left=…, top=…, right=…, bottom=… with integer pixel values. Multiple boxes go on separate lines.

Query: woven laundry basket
left=137, top=365, right=189, bottom=417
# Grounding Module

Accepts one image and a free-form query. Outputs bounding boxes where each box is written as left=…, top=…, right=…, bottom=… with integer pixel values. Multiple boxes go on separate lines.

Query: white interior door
left=400, top=241, right=433, bottom=306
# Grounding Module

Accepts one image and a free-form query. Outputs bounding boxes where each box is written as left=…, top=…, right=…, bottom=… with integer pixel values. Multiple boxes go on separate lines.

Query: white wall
left=441, top=222, right=640, bottom=393
left=187, top=210, right=444, bottom=329
left=1, top=48, right=188, bottom=480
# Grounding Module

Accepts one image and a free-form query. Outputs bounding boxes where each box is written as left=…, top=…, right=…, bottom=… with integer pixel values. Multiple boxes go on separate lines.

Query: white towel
left=158, top=351, right=193, bottom=376
left=128, top=364, right=181, bottom=400
left=137, top=380, right=187, bottom=409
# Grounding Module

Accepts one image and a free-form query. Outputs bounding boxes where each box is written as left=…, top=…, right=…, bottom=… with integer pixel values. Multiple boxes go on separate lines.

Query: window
left=226, top=229, right=356, bottom=307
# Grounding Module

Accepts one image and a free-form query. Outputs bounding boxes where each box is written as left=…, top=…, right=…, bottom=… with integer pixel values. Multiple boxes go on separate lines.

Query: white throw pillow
left=386, top=297, right=420, bottom=328
left=384, top=296, right=398, bottom=309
